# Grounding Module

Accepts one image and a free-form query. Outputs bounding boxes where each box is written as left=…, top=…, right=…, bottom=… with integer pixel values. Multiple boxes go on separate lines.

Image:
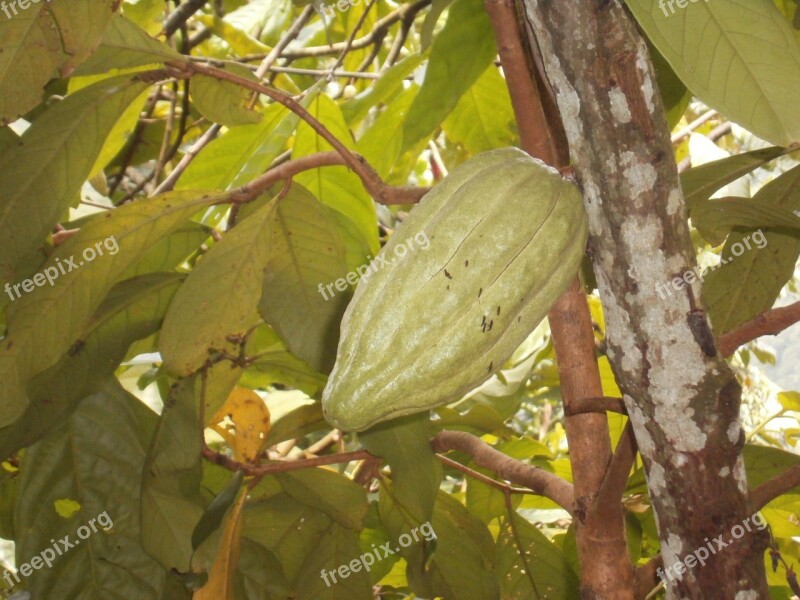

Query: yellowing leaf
left=193, top=488, right=247, bottom=600
left=210, top=388, right=271, bottom=463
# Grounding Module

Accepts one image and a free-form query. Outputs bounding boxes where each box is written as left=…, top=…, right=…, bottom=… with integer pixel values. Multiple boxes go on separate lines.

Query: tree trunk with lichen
left=520, top=1, right=770, bottom=597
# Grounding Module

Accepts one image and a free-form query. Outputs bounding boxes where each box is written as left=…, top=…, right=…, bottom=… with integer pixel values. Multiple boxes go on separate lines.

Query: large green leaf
left=442, top=65, right=517, bottom=154
left=341, top=53, right=425, bottom=125
left=257, top=184, right=356, bottom=374
left=276, top=468, right=369, bottom=531
left=191, top=67, right=263, bottom=127
left=359, top=85, right=420, bottom=180
left=0, top=272, right=183, bottom=457
left=693, top=197, right=800, bottom=244
left=0, top=75, right=150, bottom=282
left=293, top=94, right=379, bottom=255
left=625, top=0, right=800, bottom=146
left=15, top=380, right=166, bottom=599
left=0, top=0, right=119, bottom=123
left=244, top=493, right=373, bottom=598
left=705, top=165, right=800, bottom=334
left=681, top=146, right=792, bottom=209
left=160, top=196, right=277, bottom=376
left=401, top=0, right=497, bottom=151
left=495, top=512, right=580, bottom=599
left=177, top=102, right=299, bottom=191
left=379, top=487, right=498, bottom=600
left=73, top=13, right=184, bottom=76
left=140, top=375, right=205, bottom=571
left=0, top=191, right=223, bottom=425
left=360, top=415, right=442, bottom=529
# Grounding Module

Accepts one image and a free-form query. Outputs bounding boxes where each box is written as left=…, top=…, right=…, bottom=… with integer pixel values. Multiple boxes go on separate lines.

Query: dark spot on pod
left=465, top=260, right=469, bottom=267
left=444, top=269, right=452, bottom=279
left=517, top=316, right=521, bottom=323
left=488, top=361, right=493, bottom=372
left=478, top=287, right=483, bottom=298
left=488, top=320, right=493, bottom=332
left=496, top=306, right=501, bottom=315
left=447, top=285, right=450, bottom=290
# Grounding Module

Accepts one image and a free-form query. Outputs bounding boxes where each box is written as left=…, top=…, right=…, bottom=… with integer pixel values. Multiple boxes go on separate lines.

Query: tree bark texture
left=519, top=1, right=770, bottom=597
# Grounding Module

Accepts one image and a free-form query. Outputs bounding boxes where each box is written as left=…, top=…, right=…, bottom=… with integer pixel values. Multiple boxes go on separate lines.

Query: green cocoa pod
left=322, top=147, right=588, bottom=431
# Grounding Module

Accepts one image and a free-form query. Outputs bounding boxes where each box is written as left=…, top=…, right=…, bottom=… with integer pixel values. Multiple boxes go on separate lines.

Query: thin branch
left=152, top=123, right=221, bottom=195
left=483, top=0, right=558, bottom=164
left=594, top=421, right=638, bottom=518
left=330, top=0, right=379, bottom=74
left=566, top=396, right=627, bottom=416
left=202, top=445, right=372, bottom=474
left=670, top=109, right=717, bottom=144
left=162, top=0, right=207, bottom=37
left=172, top=61, right=428, bottom=204
left=431, top=430, right=575, bottom=513
left=273, top=0, right=430, bottom=59
left=751, top=463, right=800, bottom=511
left=718, top=301, right=800, bottom=357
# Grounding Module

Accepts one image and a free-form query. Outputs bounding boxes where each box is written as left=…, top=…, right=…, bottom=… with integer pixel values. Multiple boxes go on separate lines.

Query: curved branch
left=431, top=430, right=575, bottom=513
left=172, top=61, right=427, bottom=205
left=750, top=463, right=800, bottom=511
left=718, top=301, right=800, bottom=357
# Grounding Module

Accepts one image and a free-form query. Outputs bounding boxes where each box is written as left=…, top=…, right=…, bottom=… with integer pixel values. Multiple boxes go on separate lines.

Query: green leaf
left=360, top=415, right=442, bottom=528
left=261, top=391, right=328, bottom=447
left=682, top=146, right=792, bottom=209
left=649, top=42, right=691, bottom=130
left=15, top=380, right=166, bottom=598
left=125, top=221, right=212, bottom=277
left=779, top=391, right=800, bottom=412
left=705, top=165, right=800, bottom=334
left=359, top=85, right=420, bottom=179
left=379, top=487, right=498, bottom=600
left=341, top=53, right=425, bottom=125
left=625, top=0, right=800, bottom=146
left=177, top=102, right=299, bottom=191
left=73, top=14, right=184, bottom=76
left=193, top=471, right=245, bottom=551
left=196, top=15, right=271, bottom=55
left=442, top=65, right=517, bottom=154
left=0, top=0, right=119, bottom=123
left=0, top=272, right=182, bottom=457
left=160, top=197, right=277, bottom=376
left=276, top=468, right=369, bottom=530
left=495, top=512, right=580, bottom=599
left=257, top=184, right=355, bottom=373
left=0, top=190, right=223, bottom=425
left=401, top=0, right=497, bottom=151
left=293, top=94, right=379, bottom=255
left=191, top=66, right=263, bottom=127
left=693, top=197, right=800, bottom=244
left=141, top=375, right=205, bottom=571
left=0, top=75, right=150, bottom=282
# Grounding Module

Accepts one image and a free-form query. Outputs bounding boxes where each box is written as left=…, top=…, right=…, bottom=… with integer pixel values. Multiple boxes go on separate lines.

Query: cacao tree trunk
left=519, top=1, right=770, bottom=597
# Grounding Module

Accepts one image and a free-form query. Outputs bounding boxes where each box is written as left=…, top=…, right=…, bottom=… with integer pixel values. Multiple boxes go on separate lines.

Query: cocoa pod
left=322, top=148, right=587, bottom=431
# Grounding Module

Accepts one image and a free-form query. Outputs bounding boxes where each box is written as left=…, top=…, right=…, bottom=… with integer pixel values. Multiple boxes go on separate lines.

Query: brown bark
left=485, top=1, right=635, bottom=596
left=519, top=1, right=770, bottom=597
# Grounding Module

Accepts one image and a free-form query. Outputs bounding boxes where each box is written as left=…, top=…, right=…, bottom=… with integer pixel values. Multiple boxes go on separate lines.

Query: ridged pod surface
left=322, top=148, right=588, bottom=431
